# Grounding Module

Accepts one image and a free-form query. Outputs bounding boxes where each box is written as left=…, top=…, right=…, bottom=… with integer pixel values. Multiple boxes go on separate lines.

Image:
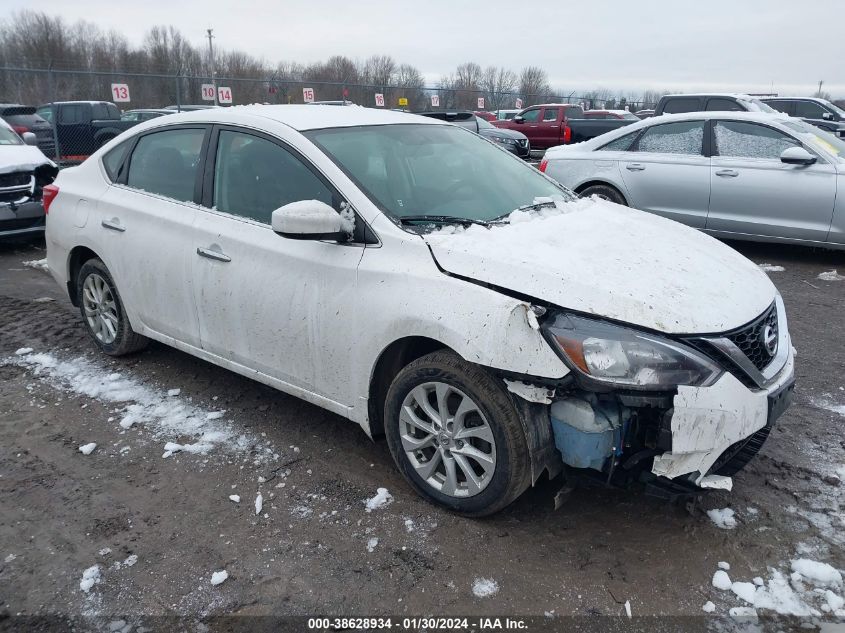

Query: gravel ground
left=0, top=237, right=843, bottom=632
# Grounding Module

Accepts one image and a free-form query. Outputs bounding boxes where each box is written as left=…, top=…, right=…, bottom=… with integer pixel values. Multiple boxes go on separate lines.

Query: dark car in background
left=120, top=108, right=174, bottom=123
left=416, top=111, right=531, bottom=158
left=0, top=104, right=55, bottom=158
left=762, top=97, right=845, bottom=138
left=492, top=103, right=636, bottom=149
left=36, top=101, right=137, bottom=162
left=653, top=93, right=777, bottom=116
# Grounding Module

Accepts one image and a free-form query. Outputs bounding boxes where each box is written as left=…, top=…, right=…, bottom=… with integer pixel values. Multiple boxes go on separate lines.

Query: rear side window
left=127, top=128, right=205, bottom=202
left=598, top=130, right=639, bottom=151
left=765, top=100, right=793, bottom=115
left=212, top=130, right=333, bottom=224
left=102, top=139, right=132, bottom=182
left=542, top=108, right=559, bottom=122
left=59, top=104, right=86, bottom=124
left=713, top=121, right=799, bottom=159
left=636, top=121, right=705, bottom=155
left=662, top=98, right=701, bottom=114
left=706, top=98, right=744, bottom=112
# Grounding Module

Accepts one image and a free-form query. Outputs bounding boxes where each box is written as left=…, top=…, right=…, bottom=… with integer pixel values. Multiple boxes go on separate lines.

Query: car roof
left=150, top=104, right=446, bottom=131
left=661, top=93, right=758, bottom=99
left=126, top=108, right=172, bottom=113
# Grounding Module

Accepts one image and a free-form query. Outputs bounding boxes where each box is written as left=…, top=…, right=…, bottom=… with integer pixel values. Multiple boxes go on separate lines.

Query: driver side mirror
left=22, top=131, right=37, bottom=146
left=513, top=115, right=525, bottom=123
left=271, top=200, right=350, bottom=241
left=822, top=112, right=833, bottom=120
left=780, top=146, right=817, bottom=166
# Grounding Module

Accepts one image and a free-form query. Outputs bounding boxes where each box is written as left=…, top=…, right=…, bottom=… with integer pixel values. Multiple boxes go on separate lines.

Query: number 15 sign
left=111, top=83, right=130, bottom=103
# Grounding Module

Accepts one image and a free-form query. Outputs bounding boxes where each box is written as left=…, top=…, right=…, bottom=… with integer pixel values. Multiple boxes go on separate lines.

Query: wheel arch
left=366, top=336, right=453, bottom=438
left=66, top=245, right=103, bottom=306
left=574, top=179, right=629, bottom=205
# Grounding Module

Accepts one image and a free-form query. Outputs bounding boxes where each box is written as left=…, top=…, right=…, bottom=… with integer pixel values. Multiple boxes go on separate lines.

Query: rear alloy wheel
left=384, top=351, right=531, bottom=516
left=579, top=184, right=627, bottom=205
left=77, top=258, right=148, bottom=356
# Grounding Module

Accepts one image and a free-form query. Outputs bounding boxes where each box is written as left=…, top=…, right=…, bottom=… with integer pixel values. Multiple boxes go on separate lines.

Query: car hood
left=480, top=127, right=527, bottom=140
left=422, top=199, right=776, bottom=334
left=0, top=143, right=54, bottom=175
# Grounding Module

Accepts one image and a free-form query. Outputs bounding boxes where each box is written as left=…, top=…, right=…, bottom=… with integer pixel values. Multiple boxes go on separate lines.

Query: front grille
left=726, top=303, right=778, bottom=371
left=517, top=139, right=529, bottom=147
left=0, top=171, right=31, bottom=188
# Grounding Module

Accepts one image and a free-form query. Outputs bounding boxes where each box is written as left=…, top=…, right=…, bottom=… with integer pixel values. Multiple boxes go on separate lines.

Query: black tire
left=384, top=351, right=531, bottom=517
left=579, top=184, right=627, bottom=205
left=76, top=258, right=148, bottom=356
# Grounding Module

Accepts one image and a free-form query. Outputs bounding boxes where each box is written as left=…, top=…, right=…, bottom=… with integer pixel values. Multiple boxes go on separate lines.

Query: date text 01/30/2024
left=307, top=617, right=529, bottom=630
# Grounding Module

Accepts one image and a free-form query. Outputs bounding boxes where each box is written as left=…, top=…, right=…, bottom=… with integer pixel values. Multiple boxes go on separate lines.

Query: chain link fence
left=1, top=66, right=651, bottom=163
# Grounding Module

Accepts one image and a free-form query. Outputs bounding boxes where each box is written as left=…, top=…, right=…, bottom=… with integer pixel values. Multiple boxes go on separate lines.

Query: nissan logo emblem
left=762, top=324, right=777, bottom=356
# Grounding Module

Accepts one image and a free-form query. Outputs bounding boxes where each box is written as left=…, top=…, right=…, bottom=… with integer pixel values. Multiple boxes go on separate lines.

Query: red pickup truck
left=492, top=103, right=635, bottom=149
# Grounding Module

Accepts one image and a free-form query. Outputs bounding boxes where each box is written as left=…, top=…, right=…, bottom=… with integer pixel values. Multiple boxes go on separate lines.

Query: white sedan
left=541, top=111, right=845, bottom=250
left=45, top=106, right=794, bottom=515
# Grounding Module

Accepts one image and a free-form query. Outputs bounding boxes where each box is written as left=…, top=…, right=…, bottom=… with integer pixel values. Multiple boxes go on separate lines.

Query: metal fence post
left=175, top=74, right=181, bottom=111
left=47, top=66, right=60, bottom=163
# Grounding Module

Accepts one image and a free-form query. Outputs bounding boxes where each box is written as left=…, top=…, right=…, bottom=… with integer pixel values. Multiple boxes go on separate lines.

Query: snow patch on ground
left=7, top=351, right=266, bottom=459
left=22, top=258, right=49, bottom=272
left=707, top=508, right=738, bottom=530
left=757, top=263, right=785, bottom=272
left=818, top=270, right=845, bottom=281
left=364, top=487, right=393, bottom=512
left=80, top=565, right=101, bottom=593
left=713, top=570, right=732, bottom=591
left=472, top=578, right=499, bottom=598
left=810, top=397, right=845, bottom=418
left=366, top=537, right=379, bottom=553
left=210, top=570, right=228, bottom=586
left=78, top=442, right=97, bottom=455
left=229, top=495, right=240, bottom=503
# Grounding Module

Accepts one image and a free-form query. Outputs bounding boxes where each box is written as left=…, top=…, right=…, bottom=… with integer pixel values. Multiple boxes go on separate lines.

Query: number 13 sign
left=111, top=83, right=130, bottom=103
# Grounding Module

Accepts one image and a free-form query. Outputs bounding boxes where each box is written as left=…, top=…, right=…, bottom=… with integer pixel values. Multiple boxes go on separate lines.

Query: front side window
left=0, top=124, right=23, bottom=145
left=662, top=98, right=701, bottom=114
left=764, top=100, right=793, bottom=115
left=36, top=106, right=53, bottom=123
left=714, top=121, right=799, bottom=159
left=783, top=120, right=845, bottom=161
left=213, top=130, right=333, bottom=223
left=59, top=105, right=85, bottom=124
left=636, top=121, right=705, bottom=155
left=542, top=108, right=559, bottom=122
left=520, top=109, right=540, bottom=122
left=306, top=124, right=570, bottom=224
left=121, top=112, right=141, bottom=122
left=126, top=128, right=205, bottom=202
left=793, top=101, right=828, bottom=119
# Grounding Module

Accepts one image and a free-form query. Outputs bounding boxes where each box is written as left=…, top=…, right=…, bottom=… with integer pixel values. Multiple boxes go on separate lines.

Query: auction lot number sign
left=111, top=83, right=130, bottom=102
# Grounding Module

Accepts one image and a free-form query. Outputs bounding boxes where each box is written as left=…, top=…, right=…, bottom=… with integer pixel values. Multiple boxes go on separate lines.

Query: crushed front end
left=517, top=296, right=795, bottom=497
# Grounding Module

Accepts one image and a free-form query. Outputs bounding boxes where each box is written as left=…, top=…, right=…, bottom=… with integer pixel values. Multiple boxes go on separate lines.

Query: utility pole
left=207, top=28, right=218, bottom=106
left=817, top=80, right=824, bottom=97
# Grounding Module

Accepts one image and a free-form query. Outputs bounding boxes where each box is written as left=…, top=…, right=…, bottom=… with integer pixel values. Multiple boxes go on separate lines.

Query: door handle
left=196, top=246, right=231, bottom=263
left=626, top=163, right=646, bottom=171
left=101, top=218, right=125, bottom=232
left=716, top=169, right=739, bottom=178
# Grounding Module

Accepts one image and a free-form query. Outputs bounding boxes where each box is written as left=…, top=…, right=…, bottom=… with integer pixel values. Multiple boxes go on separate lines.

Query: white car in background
left=540, top=112, right=845, bottom=250
left=45, top=105, right=793, bottom=515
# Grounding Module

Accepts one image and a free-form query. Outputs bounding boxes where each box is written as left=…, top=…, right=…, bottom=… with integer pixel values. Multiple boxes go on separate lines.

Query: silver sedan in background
left=541, top=112, right=845, bottom=250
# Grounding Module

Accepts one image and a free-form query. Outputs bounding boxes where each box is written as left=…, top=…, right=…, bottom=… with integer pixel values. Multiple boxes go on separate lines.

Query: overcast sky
left=10, top=0, right=845, bottom=97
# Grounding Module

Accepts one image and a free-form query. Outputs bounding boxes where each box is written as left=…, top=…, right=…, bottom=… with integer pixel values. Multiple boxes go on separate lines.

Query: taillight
left=42, top=184, right=59, bottom=214
left=12, top=125, right=29, bottom=135
left=539, top=157, right=548, bottom=172
left=563, top=124, right=572, bottom=144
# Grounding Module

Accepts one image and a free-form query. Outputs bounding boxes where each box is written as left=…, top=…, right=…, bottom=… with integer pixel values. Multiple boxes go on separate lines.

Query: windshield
left=0, top=124, right=23, bottom=145
left=476, top=117, right=495, bottom=129
left=739, top=98, right=777, bottom=113
left=306, top=123, right=570, bottom=223
left=783, top=120, right=845, bottom=161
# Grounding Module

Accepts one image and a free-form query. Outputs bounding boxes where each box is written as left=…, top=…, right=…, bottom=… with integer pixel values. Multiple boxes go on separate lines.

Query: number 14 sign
left=111, top=83, right=130, bottom=103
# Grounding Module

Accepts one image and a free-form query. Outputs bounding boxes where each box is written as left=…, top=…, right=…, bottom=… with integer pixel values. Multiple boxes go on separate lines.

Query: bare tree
left=519, top=66, right=551, bottom=106
left=480, top=66, right=517, bottom=111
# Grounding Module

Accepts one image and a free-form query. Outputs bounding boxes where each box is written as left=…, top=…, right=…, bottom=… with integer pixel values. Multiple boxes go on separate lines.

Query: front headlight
left=490, top=135, right=516, bottom=145
left=543, top=313, right=723, bottom=389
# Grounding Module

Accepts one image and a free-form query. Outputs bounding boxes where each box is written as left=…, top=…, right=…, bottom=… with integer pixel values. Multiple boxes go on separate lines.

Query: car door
left=706, top=119, right=836, bottom=242
left=537, top=107, right=561, bottom=148
left=97, top=125, right=208, bottom=346
left=514, top=108, right=542, bottom=145
left=56, top=103, right=93, bottom=158
left=617, top=119, right=711, bottom=228
left=191, top=126, right=365, bottom=402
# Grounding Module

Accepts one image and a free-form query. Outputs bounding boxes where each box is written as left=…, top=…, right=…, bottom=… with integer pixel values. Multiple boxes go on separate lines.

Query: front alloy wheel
left=385, top=351, right=531, bottom=516
left=399, top=382, right=497, bottom=498
left=82, top=273, right=119, bottom=344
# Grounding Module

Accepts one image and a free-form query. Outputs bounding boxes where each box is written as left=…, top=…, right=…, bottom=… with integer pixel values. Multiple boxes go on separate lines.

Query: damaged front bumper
left=507, top=298, right=796, bottom=496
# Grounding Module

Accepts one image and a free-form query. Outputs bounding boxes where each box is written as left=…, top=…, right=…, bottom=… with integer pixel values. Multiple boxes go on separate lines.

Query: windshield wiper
left=398, top=215, right=490, bottom=227
left=491, top=200, right=558, bottom=222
